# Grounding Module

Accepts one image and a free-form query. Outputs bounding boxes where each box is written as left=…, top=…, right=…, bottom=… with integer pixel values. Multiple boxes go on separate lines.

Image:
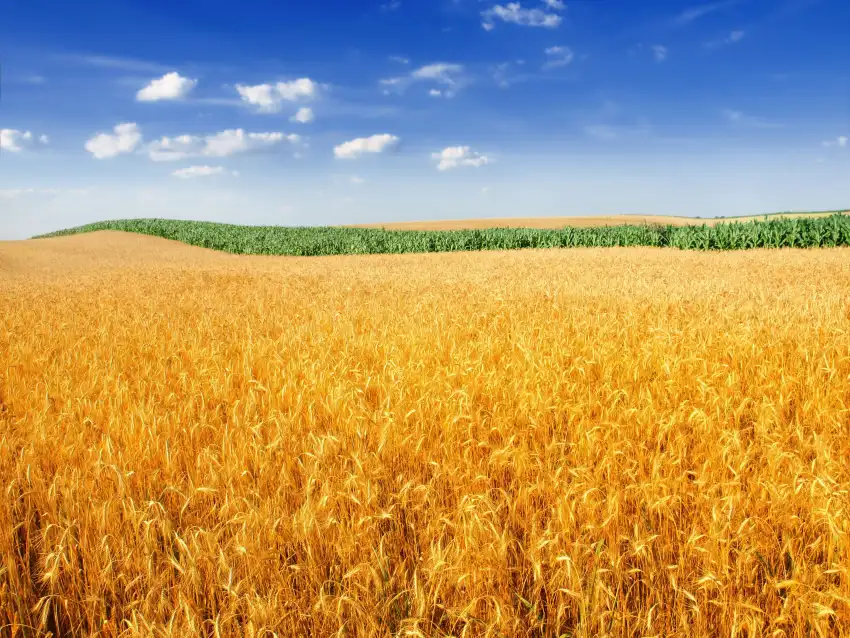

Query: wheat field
left=1, top=231, right=849, bottom=637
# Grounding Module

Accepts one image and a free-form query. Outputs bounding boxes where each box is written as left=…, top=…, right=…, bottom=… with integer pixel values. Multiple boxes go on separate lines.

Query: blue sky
left=1, top=0, right=848, bottom=239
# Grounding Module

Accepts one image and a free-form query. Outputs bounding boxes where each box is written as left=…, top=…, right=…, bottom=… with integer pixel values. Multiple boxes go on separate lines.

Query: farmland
left=348, top=210, right=847, bottom=231
left=1, top=230, right=849, bottom=636
left=34, top=211, right=850, bottom=256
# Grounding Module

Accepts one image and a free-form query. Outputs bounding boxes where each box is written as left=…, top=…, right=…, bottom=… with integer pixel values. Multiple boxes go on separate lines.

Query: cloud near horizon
left=172, top=165, right=238, bottom=179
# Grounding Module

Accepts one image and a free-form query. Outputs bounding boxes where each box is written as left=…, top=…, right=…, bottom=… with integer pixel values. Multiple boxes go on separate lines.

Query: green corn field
left=34, top=212, right=850, bottom=256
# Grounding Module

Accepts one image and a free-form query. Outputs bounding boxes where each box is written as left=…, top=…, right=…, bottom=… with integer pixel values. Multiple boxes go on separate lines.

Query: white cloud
left=432, top=146, right=491, bottom=171
left=543, top=0, right=565, bottom=8
left=411, top=63, right=464, bottom=85
left=0, top=129, right=46, bottom=152
left=482, top=3, right=562, bottom=30
left=334, top=134, right=399, bottom=159
left=290, top=107, right=315, bottom=123
left=840, top=136, right=849, bottom=148
left=544, top=46, right=574, bottom=68
left=1, top=129, right=50, bottom=152
left=429, top=89, right=444, bottom=97
left=235, top=84, right=278, bottom=111
left=146, top=134, right=199, bottom=162
left=277, top=78, right=319, bottom=101
left=172, top=165, right=228, bottom=179
left=147, top=129, right=299, bottom=162
left=652, top=45, right=668, bottom=62
left=235, top=78, right=318, bottom=113
left=84, top=123, right=142, bottom=159
left=205, top=130, right=297, bottom=157
left=136, top=72, right=197, bottom=102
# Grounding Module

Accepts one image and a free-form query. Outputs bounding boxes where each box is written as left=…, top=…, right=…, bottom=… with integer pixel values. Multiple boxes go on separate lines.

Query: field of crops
left=35, top=212, right=850, bottom=255
left=2, top=231, right=850, bottom=637
left=349, top=211, right=845, bottom=231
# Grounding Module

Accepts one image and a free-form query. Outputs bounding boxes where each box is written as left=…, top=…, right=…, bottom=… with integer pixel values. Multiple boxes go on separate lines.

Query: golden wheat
left=1, top=231, right=849, bottom=637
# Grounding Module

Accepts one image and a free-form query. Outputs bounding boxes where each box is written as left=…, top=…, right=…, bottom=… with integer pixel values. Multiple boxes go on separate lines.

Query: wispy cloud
left=584, top=125, right=619, bottom=141
left=172, top=165, right=238, bottom=179
left=543, top=46, right=574, bottom=69
left=672, top=0, right=737, bottom=26
left=492, top=60, right=540, bottom=88
left=380, top=62, right=466, bottom=96
left=411, top=63, right=464, bottom=84
left=652, top=45, right=668, bottom=62
left=68, top=54, right=171, bottom=74
left=722, top=109, right=782, bottom=128
left=704, top=29, right=745, bottom=48
left=584, top=121, right=653, bottom=141
left=0, top=188, right=90, bottom=199
left=821, top=136, right=848, bottom=148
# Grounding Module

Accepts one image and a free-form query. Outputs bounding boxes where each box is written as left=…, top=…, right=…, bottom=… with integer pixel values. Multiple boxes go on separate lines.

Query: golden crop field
left=1, top=231, right=850, bottom=637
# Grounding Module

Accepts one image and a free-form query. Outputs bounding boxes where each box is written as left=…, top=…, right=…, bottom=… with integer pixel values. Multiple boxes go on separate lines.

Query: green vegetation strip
left=35, top=213, right=850, bottom=255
